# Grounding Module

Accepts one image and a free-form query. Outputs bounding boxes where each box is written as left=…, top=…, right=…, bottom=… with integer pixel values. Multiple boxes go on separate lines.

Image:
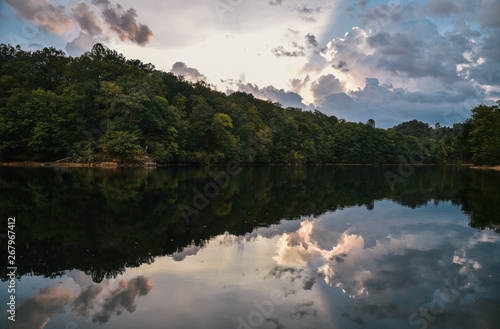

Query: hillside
left=0, top=43, right=498, bottom=165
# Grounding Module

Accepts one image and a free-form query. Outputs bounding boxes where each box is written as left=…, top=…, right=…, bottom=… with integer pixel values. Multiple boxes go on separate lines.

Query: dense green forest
left=0, top=43, right=499, bottom=165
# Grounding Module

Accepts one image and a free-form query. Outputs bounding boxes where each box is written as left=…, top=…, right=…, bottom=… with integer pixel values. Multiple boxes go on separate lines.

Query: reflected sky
left=2, top=199, right=499, bottom=329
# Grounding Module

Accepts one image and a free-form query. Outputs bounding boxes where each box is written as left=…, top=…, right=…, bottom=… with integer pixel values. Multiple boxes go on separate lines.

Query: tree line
left=0, top=43, right=498, bottom=165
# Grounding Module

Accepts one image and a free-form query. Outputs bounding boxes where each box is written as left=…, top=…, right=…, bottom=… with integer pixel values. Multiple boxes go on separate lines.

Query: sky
left=1, top=0, right=499, bottom=127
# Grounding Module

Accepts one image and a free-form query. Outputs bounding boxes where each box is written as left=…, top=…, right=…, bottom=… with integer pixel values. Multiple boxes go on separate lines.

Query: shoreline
left=0, top=161, right=478, bottom=168
left=470, top=165, right=500, bottom=171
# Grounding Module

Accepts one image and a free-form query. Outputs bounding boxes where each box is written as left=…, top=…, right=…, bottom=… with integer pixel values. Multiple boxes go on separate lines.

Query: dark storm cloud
left=5, top=0, right=73, bottom=34
left=366, top=30, right=468, bottom=83
left=478, top=33, right=500, bottom=63
left=171, top=62, right=207, bottom=82
left=468, top=61, right=500, bottom=86
left=101, top=4, right=153, bottom=45
left=476, top=0, right=500, bottom=28
left=72, top=2, right=103, bottom=35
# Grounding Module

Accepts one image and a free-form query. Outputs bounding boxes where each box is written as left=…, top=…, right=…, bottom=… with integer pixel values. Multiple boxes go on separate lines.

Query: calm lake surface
left=1, top=165, right=499, bottom=329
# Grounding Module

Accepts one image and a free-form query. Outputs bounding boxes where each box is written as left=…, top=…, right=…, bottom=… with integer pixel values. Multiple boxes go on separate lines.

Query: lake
left=1, top=165, right=499, bottom=329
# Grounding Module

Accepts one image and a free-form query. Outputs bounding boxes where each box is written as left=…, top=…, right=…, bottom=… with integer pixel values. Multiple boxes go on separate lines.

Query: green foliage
left=100, top=130, right=145, bottom=162
left=0, top=43, right=486, bottom=165
left=461, top=103, right=500, bottom=165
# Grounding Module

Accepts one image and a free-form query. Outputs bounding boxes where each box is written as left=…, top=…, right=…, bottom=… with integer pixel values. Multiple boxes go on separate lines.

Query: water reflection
left=11, top=276, right=152, bottom=328
left=1, top=166, right=499, bottom=328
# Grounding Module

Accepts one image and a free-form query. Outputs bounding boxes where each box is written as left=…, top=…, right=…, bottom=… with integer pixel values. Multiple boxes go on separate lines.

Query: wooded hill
left=0, top=43, right=498, bottom=165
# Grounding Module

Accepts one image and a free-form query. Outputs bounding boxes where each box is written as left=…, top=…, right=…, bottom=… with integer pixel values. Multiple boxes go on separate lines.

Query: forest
left=0, top=43, right=499, bottom=165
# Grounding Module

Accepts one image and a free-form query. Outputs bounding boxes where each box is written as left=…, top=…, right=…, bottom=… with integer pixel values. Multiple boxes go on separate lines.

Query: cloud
left=171, top=62, right=207, bottom=82
left=290, top=1, right=500, bottom=125
left=5, top=0, right=73, bottom=34
left=269, top=207, right=500, bottom=325
left=310, top=74, right=345, bottom=104
left=313, top=77, right=485, bottom=126
left=272, top=32, right=324, bottom=59
left=425, top=0, right=454, bottom=17
left=305, top=33, right=319, bottom=49
left=72, top=2, right=103, bottom=35
left=289, top=75, right=310, bottom=93
left=332, top=60, right=349, bottom=72
left=347, top=0, right=370, bottom=13
left=172, top=245, right=201, bottom=261
left=228, top=81, right=307, bottom=109
left=11, top=275, right=153, bottom=328
left=365, top=30, right=467, bottom=83
left=92, top=0, right=111, bottom=5
left=360, top=3, right=403, bottom=31
left=476, top=0, right=500, bottom=28
left=65, top=0, right=153, bottom=55
left=268, top=0, right=283, bottom=6
left=65, top=32, right=99, bottom=56
left=72, top=284, right=104, bottom=317
left=271, top=44, right=305, bottom=58
left=101, top=4, right=153, bottom=45
left=93, top=276, right=153, bottom=323
left=13, top=286, right=74, bottom=329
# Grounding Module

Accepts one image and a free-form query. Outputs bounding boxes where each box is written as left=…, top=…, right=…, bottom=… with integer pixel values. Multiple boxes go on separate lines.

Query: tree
left=100, top=130, right=145, bottom=162
left=462, top=103, right=500, bottom=165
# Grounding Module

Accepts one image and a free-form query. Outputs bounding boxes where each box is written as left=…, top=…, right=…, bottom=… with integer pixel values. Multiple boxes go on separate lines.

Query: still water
left=1, top=165, right=499, bottom=329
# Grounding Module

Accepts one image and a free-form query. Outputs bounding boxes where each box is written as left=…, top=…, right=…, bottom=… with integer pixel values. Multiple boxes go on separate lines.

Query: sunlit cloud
left=5, top=0, right=73, bottom=34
